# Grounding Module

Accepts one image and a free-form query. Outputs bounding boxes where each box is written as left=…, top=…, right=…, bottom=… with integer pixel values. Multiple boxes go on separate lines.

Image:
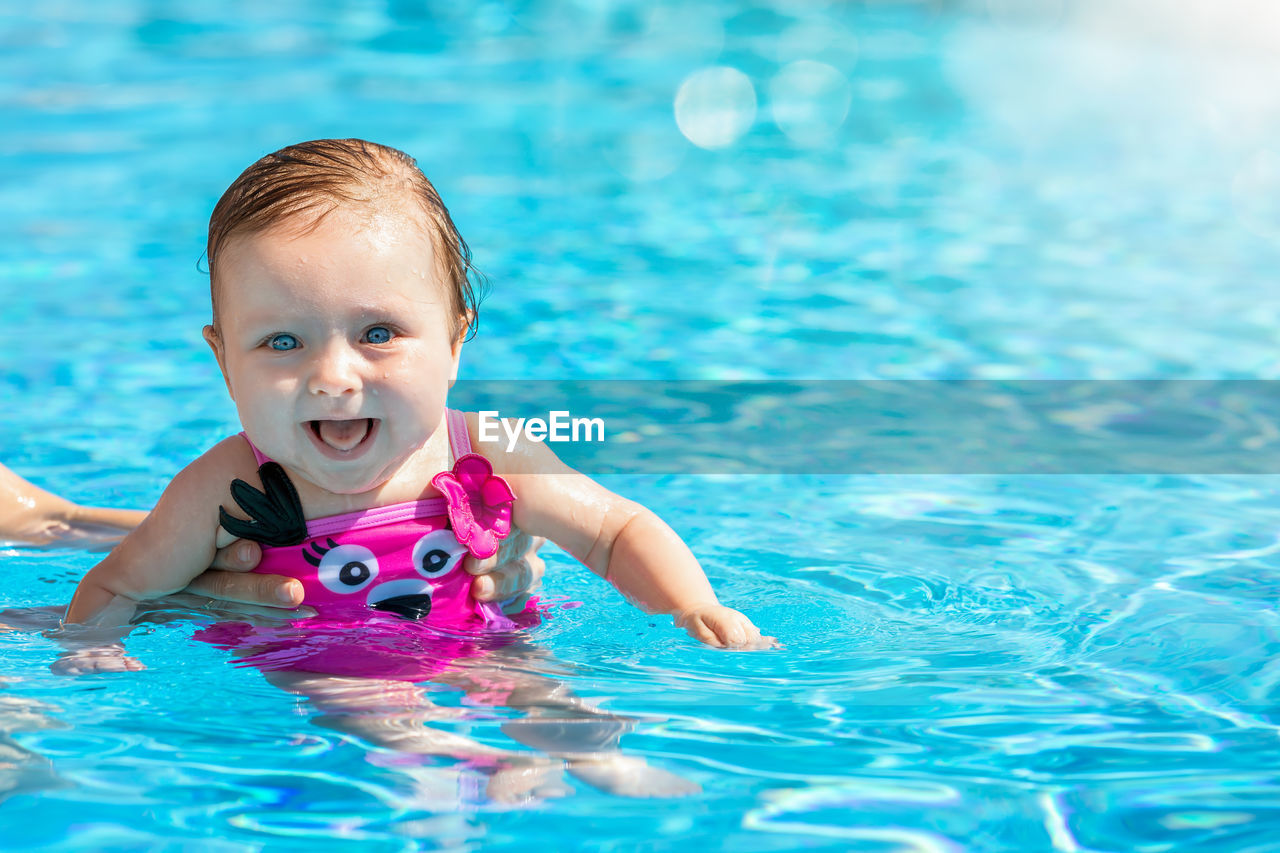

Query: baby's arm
left=468, top=415, right=773, bottom=649
left=62, top=438, right=249, bottom=651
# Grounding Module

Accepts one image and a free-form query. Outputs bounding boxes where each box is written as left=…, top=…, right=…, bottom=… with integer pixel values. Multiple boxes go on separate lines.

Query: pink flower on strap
left=431, top=453, right=515, bottom=559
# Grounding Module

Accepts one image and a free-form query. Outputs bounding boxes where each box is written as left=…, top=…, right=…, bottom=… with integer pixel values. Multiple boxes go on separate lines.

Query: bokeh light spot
left=1232, top=149, right=1280, bottom=244
left=674, top=66, right=757, bottom=150
left=769, top=60, right=851, bottom=147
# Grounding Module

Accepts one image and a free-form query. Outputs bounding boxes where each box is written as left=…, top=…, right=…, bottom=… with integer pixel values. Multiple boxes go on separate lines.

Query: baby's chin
left=287, top=453, right=398, bottom=493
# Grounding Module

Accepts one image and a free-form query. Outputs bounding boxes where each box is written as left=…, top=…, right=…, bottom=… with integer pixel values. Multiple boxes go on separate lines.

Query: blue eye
left=365, top=326, right=393, bottom=344
left=268, top=333, right=299, bottom=351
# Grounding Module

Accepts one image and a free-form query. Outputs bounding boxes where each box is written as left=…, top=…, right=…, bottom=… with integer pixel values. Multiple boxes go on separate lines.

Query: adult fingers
left=184, top=569, right=303, bottom=608
left=498, top=592, right=532, bottom=616
left=209, top=539, right=263, bottom=572
left=465, top=529, right=533, bottom=576
left=496, top=537, right=546, bottom=591
left=467, top=533, right=546, bottom=602
left=523, top=541, right=546, bottom=585
left=492, top=551, right=547, bottom=602
left=467, top=554, right=531, bottom=601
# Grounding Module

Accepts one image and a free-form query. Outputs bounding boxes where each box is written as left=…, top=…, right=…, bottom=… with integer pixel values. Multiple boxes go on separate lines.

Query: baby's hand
left=675, top=605, right=777, bottom=650
left=51, top=646, right=145, bottom=676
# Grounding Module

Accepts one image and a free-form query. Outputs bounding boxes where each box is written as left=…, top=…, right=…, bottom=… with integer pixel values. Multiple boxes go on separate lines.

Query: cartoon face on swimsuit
left=296, top=527, right=471, bottom=620
left=219, top=460, right=488, bottom=625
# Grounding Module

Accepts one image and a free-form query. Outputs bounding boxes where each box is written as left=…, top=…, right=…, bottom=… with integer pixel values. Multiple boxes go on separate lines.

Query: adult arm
left=0, top=462, right=144, bottom=546
left=3, top=461, right=538, bottom=613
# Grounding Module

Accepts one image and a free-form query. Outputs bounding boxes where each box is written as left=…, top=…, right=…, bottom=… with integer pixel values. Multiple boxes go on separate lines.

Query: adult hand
left=466, top=527, right=546, bottom=615
left=187, top=530, right=545, bottom=615
left=183, top=539, right=307, bottom=608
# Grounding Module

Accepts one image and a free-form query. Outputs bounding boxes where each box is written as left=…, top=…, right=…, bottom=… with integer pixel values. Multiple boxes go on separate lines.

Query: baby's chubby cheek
left=233, top=403, right=297, bottom=459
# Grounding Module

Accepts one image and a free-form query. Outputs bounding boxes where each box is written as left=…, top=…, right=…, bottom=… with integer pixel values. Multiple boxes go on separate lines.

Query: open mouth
left=371, top=594, right=432, bottom=621
left=306, top=417, right=379, bottom=458
left=368, top=579, right=434, bottom=621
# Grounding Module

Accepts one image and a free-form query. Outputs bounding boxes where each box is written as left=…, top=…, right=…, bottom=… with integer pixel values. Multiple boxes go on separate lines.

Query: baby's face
left=206, top=205, right=461, bottom=495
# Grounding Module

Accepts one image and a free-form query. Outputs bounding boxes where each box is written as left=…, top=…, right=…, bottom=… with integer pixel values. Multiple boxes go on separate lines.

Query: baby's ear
left=202, top=325, right=234, bottom=398
left=447, top=314, right=470, bottom=388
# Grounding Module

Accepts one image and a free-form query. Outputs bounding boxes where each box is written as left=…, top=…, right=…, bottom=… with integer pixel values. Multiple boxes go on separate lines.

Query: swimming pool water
left=5, top=1, right=1280, bottom=850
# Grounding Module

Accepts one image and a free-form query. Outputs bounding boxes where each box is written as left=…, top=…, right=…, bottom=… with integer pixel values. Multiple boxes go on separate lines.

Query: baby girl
left=63, top=138, right=772, bottom=660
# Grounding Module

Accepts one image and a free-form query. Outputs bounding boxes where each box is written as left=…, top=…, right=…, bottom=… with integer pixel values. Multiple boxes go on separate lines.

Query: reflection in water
left=262, top=641, right=699, bottom=804
left=2, top=600, right=699, bottom=808
left=0, top=678, right=65, bottom=805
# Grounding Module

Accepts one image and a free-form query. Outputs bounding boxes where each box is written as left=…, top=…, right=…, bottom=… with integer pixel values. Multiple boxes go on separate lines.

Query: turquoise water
left=5, top=1, right=1280, bottom=849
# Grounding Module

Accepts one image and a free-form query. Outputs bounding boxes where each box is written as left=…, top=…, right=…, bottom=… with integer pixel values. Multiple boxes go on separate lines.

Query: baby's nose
left=307, top=344, right=361, bottom=396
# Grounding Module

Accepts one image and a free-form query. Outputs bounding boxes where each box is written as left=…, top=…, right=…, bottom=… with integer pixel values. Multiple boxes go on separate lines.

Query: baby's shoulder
left=186, top=434, right=260, bottom=484
left=163, top=435, right=260, bottom=517
left=144, top=434, right=263, bottom=552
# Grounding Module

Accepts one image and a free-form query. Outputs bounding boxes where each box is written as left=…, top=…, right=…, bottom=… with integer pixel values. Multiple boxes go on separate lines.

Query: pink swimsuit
left=195, top=410, right=536, bottom=681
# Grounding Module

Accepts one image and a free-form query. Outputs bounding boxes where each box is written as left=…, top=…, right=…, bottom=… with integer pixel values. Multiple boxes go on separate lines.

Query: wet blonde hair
left=206, top=138, right=482, bottom=340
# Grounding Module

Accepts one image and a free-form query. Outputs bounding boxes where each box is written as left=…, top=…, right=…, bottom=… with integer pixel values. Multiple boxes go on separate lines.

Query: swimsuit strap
left=446, top=408, right=472, bottom=461
left=240, top=432, right=272, bottom=466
